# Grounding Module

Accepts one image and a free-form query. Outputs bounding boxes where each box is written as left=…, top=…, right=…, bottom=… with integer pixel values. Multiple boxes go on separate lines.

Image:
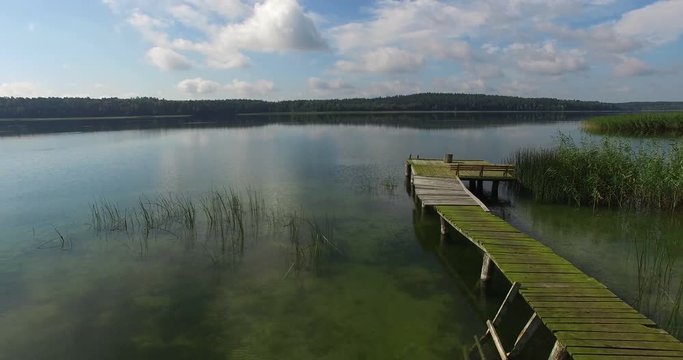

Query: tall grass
left=89, top=189, right=340, bottom=271
left=283, top=213, right=339, bottom=278
left=510, top=135, right=683, bottom=210
left=627, top=218, right=683, bottom=337
left=583, top=112, right=683, bottom=136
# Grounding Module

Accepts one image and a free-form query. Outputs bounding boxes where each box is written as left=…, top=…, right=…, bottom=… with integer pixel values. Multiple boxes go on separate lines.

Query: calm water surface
left=0, top=114, right=680, bottom=359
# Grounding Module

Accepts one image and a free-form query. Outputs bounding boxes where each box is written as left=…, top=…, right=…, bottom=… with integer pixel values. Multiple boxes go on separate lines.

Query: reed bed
left=510, top=135, right=683, bottom=210
left=89, top=188, right=339, bottom=272
left=583, top=112, right=683, bottom=136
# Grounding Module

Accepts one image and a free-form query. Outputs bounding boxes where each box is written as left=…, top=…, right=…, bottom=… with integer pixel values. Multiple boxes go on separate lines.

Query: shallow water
left=0, top=113, right=680, bottom=359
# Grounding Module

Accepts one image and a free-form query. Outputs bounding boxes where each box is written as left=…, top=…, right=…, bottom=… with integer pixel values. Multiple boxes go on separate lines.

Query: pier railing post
left=480, top=253, right=493, bottom=282
left=548, top=341, right=568, bottom=360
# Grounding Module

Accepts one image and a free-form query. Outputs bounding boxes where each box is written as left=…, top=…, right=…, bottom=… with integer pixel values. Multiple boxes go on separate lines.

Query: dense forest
left=0, top=93, right=623, bottom=119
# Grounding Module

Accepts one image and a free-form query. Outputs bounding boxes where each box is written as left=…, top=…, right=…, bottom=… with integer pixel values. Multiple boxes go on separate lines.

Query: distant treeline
left=0, top=93, right=623, bottom=119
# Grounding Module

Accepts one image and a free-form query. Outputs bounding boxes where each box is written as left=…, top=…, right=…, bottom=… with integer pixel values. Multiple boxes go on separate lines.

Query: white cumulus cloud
left=336, top=47, right=425, bottom=73
left=614, top=57, right=656, bottom=77
left=0, top=82, right=45, bottom=97
left=224, top=79, right=274, bottom=98
left=146, top=47, right=192, bottom=71
left=114, top=0, right=326, bottom=70
left=177, top=78, right=221, bottom=94
left=507, top=42, right=588, bottom=75
left=614, top=0, right=683, bottom=46
left=177, top=78, right=274, bottom=98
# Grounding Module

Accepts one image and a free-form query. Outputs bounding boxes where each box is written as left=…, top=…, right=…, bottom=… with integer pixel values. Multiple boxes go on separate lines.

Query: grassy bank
left=583, top=112, right=683, bottom=136
left=510, top=135, right=683, bottom=210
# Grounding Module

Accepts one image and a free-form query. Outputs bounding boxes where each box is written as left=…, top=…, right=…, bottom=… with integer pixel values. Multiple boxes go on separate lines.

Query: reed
left=283, top=212, right=339, bottom=278
left=509, top=135, right=683, bottom=210
left=583, top=112, right=683, bottom=136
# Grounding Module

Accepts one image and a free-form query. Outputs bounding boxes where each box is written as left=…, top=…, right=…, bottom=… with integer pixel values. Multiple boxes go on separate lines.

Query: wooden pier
left=406, top=156, right=683, bottom=359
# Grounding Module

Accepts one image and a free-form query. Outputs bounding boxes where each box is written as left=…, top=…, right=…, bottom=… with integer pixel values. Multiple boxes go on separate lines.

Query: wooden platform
left=408, top=158, right=516, bottom=181
left=406, top=158, right=683, bottom=359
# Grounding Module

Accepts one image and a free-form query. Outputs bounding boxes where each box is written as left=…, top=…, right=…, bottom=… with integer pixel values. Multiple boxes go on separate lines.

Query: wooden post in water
left=404, top=162, right=411, bottom=177
left=476, top=180, right=484, bottom=195
left=548, top=341, right=568, bottom=360
left=492, top=180, right=500, bottom=198
left=469, top=179, right=476, bottom=191
left=480, top=253, right=493, bottom=282
left=443, top=153, right=453, bottom=163
left=440, top=216, right=447, bottom=235
left=509, top=313, right=542, bottom=357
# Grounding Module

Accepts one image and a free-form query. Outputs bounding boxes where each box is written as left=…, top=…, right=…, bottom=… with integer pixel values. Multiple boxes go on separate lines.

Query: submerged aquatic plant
left=282, top=213, right=340, bottom=279
left=509, top=134, right=683, bottom=211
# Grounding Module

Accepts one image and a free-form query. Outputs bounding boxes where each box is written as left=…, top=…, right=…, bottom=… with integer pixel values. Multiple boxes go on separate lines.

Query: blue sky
left=1, top=0, right=682, bottom=102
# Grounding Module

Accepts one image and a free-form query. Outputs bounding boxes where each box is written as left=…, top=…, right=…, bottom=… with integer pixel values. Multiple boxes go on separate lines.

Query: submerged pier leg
left=491, top=180, right=500, bottom=199
left=440, top=216, right=447, bottom=235
left=480, top=253, right=493, bottom=282
left=509, top=313, right=542, bottom=357
left=469, top=180, right=476, bottom=191
left=548, top=341, right=568, bottom=360
left=476, top=180, right=484, bottom=195
left=404, top=162, right=411, bottom=177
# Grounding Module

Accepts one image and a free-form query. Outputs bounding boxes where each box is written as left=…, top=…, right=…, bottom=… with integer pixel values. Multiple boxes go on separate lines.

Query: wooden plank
left=530, top=301, right=636, bottom=310
left=492, top=282, right=520, bottom=325
left=549, top=323, right=667, bottom=334
left=506, top=274, right=594, bottom=283
left=473, top=335, right=487, bottom=360
left=536, top=308, right=645, bottom=316
left=573, top=355, right=683, bottom=360
left=520, top=287, right=614, bottom=295
left=567, top=346, right=683, bottom=357
left=561, top=339, right=683, bottom=351
left=523, top=295, right=624, bottom=303
left=486, top=320, right=508, bottom=360
left=556, top=331, right=681, bottom=343
left=508, top=313, right=542, bottom=357
left=520, top=281, right=607, bottom=289
left=497, top=264, right=583, bottom=274
left=542, top=318, right=656, bottom=325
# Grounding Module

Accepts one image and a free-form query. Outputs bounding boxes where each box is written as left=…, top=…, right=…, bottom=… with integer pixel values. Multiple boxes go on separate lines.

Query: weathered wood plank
left=523, top=295, right=624, bottom=303
left=561, top=339, right=683, bottom=351
left=550, top=323, right=668, bottom=334
left=530, top=301, right=636, bottom=310
left=573, top=355, right=683, bottom=360
left=567, top=346, right=683, bottom=357
left=486, top=320, right=508, bottom=360
left=542, top=318, right=656, bottom=325
left=556, top=331, right=681, bottom=343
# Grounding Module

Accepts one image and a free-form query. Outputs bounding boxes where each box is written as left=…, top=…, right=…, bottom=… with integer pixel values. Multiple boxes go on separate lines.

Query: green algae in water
left=0, top=189, right=482, bottom=359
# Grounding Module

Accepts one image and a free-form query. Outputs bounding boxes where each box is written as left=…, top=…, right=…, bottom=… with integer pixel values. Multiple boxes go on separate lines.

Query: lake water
left=0, top=113, right=680, bottom=359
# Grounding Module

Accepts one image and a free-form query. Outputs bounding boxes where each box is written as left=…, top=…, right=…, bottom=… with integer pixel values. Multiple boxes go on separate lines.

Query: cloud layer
left=100, top=0, right=683, bottom=100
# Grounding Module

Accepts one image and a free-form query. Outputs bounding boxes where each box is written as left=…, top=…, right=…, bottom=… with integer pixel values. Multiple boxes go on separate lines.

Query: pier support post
left=404, top=162, right=411, bottom=177
left=443, top=153, right=453, bottom=163
left=548, top=341, right=568, bottom=360
left=480, top=253, right=493, bottom=282
left=492, top=180, right=500, bottom=198
left=476, top=180, right=484, bottom=195
left=509, top=313, right=542, bottom=357
left=469, top=180, right=476, bottom=191
left=440, top=216, right=447, bottom=235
